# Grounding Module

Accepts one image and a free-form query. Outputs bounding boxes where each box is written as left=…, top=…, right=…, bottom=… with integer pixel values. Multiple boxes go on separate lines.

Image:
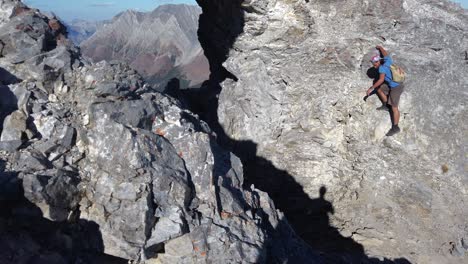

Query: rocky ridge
left=196, top=0, right=468, bottom=263
left=0, top=1, right=319, bottom=263
left=80, top=4, right=209, bottom=90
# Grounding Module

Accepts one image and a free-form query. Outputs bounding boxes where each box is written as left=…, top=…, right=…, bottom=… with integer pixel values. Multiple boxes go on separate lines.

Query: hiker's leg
left=376, top=88, right=388, bottom=104
left=388, top=107, right=394, bottom=125
left=387, top=84, right=403, bottom=124
left=391, top=105, right=400, bottom=126
left=386, top=106, right=401, bottom=136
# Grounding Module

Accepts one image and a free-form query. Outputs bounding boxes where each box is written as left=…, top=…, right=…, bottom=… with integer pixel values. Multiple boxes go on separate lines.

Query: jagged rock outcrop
left=80, top=4, right=209, bottom=90
left=0, top=1, right=321, bottom=263
left=197, top=0, right=468, bottom=263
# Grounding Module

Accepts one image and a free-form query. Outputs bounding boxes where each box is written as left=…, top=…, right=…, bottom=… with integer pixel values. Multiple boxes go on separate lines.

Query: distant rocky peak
left=80, top=4, right=209, bottom=90
left=113, top=9, right=145, bottom=24
left=150, top=4, right=201, bottom=20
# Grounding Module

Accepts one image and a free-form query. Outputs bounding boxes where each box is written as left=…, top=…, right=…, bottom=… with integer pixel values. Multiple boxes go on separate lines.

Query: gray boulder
left=0, top=110, right=27, bottom=141
left=0, top=82, right=33, bottom=151
left=15, top=151, right=52, bottom=172
left=0, top=140, right=22, bottom=152
left=21, top=169, right=80, bottom=221
left=0, top=7, right=50, bottom=63
left=0, top=1, right=325, bottom=263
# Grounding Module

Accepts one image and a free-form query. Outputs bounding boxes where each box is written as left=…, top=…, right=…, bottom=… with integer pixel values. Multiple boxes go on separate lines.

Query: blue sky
left=24, top=0, right=467, bottom=22
left=453, top=0, right=468, bottom=7
left=24, top=0, right=197, bottom=22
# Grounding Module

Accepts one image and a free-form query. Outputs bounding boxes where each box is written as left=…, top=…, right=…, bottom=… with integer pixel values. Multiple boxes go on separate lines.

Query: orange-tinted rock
left=48, top=19, right=62, bottom=32
left=11, top=6, right=31, bottom=17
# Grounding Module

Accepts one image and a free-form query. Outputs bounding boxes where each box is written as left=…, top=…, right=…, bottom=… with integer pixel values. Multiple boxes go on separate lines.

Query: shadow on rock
left=231, top=141, right=412, bottom=263
left=170, top=1, right=415, bottom=262
left=169, top=46, right=413, bottom=264
left=177, top=80, right=413, bottom=262
left=0, top=67, right=22, bottom=85
left=0, top=163, right=127, bottom=264
left=0, top=84, right=18, bottom=135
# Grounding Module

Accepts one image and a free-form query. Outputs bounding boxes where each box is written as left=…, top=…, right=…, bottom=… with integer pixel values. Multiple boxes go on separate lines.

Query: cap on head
left=370, top=55, right=381, bottom=63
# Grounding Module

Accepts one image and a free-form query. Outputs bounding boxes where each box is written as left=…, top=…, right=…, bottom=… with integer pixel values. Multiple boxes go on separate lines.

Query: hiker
left=366, top=45, right=404, bottom=136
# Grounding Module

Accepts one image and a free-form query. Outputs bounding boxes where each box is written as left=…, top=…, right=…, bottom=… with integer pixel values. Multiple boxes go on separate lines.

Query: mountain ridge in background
left=65, top=19, right=106, bottom=45
left=79, top=4, right=209, bottom=90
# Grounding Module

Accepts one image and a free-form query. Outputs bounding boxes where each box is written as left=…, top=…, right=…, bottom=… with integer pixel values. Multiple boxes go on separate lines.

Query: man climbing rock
left=366, top=46, right=405, bottom=136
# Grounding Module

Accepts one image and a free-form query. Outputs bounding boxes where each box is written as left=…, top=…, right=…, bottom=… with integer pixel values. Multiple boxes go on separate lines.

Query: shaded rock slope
left=80, top=4, right=209, bottom=90
left=195, top=0, right=468, bottom=263
left=0, top=0, right=323, bottom=263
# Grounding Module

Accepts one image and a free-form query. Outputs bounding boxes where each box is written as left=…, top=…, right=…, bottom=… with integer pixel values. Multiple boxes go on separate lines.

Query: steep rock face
left=197, top=0, right=468, bottom=262
left=0, top=1, right=320, bottom=263
left=80, top=4, right=209, bottom=90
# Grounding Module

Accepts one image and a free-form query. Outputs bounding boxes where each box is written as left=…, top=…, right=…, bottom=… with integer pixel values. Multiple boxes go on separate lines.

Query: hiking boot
left=376, top=104, right=389, bottom=111
left=386, top=126, right=401, bottom=136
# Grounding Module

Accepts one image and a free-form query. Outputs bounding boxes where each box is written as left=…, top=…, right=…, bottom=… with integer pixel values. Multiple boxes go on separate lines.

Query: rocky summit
left=0, top=0, right=319, bottom=263
left=195, top=0, right=468, bottom=263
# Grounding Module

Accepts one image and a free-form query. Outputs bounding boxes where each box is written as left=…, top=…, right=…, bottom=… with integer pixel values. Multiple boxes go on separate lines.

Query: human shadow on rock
left=0, top=165, right=127, bottom=264
left=172, top=72, right=412, bottom=264
left=175, top=1, right=413, bottom=262
left=232, top=141, right=410, bottom=263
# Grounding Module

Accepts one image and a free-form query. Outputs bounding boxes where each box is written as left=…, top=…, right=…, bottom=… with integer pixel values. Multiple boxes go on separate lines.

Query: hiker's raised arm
left=376, top=45, right=388, bottom=57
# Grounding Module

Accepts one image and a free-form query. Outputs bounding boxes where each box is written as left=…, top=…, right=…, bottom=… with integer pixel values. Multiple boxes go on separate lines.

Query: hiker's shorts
left=379, top=83, right=404, bottom=107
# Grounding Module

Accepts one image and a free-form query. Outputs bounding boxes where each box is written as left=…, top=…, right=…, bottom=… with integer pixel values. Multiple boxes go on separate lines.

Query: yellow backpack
left=390, top=64, right=406, bottom=83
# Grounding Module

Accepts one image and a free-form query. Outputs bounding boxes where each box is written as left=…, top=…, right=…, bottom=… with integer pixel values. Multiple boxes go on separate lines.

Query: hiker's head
left=319, top=186, right=327, bottom=198
left=370, top=55, right=381, bottom=68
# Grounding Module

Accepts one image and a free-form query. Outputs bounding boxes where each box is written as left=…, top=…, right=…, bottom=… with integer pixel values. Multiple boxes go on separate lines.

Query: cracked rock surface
left=197, top=0, right=468, bottom=263
left=0, top=1, right=321, bottom=263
